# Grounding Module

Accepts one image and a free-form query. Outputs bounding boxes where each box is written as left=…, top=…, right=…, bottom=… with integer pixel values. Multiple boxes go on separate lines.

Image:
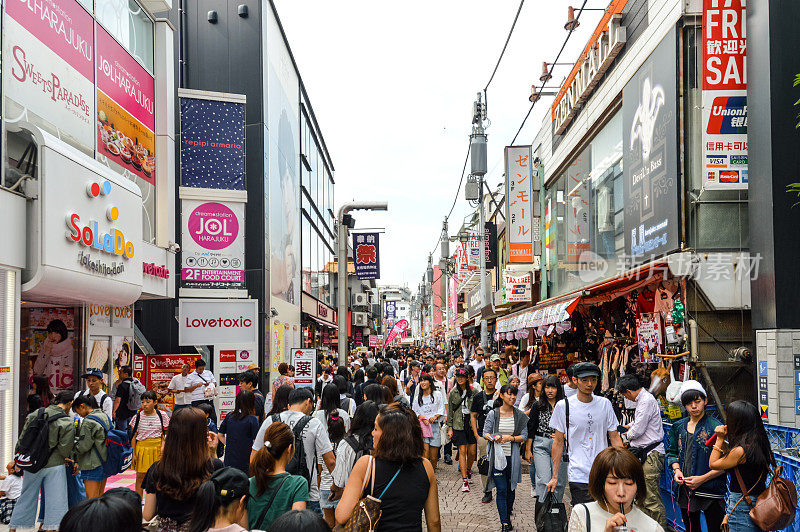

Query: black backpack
left=272, top=413, right=313, bottom=486
left=344, top=434, right=368, bottom=462
left=14, top=408, right=68, bottom=473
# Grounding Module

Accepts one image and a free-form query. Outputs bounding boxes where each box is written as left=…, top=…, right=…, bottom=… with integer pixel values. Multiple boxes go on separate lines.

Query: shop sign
left=466, top=231, right=480, bottom=270
left=143, top=262, right=170, bottom=279
left=0, top=366, right=11, bottom=391
left=178, top=299, right=258, bottom=345
left=503, top=272, right=532, bottom=303
left=180, top=93, right=246, bottom=190
left=95, top=24, right=156, bottom=186
left=180, top=199, right=246, bottom=292
left=484, top=222, right=498, bottom=269
left=385, top=301, right=396, bottom=319
left=369, top=335, right=383, bottom=347
left=467, top=286, right=482, bottom=318
left=622, top=30, right=679, bottom=261
left=702, top=0, right=748, bottom=190
left=4, top=0, right=95, bottom=148
left=505, top=146, right=536, bottom=263
left=552, top=8, right=627, bottom=135
left=144, top=354, right=200, bottom=409
left=291, top=348, right=316, bottom=388
left=353, top=232, right=380, bottom=280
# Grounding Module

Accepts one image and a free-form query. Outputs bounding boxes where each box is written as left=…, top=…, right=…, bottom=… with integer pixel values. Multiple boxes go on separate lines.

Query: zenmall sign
left=65, top=179, right=134, bottom=258
left=551, top=0, right=628, bottom=135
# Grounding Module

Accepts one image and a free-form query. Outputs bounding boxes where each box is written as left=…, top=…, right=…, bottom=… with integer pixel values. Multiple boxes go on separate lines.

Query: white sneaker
left=461, top=481, right=470, bottom=492
left=531, top=487, right=535, bottom=498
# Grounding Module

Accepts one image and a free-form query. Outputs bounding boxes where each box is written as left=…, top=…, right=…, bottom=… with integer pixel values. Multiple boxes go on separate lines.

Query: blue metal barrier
left=662, top=422, right=800, bottom=532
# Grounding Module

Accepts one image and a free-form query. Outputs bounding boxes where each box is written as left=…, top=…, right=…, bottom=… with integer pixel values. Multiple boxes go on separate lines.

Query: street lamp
left=337, top=201, right=388, bottom=365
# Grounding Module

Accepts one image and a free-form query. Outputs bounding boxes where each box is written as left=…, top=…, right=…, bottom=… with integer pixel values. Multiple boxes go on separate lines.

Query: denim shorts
left=80, top=465, right=108, bottom=482
left=422, top=421, right=442, bottom=448
left=319, top=489, right=338, bottom=509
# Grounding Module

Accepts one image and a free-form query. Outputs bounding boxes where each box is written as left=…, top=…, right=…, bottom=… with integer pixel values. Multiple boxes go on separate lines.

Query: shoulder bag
left=253, top=475, right=290, bottom=529
left=727, top=466, right=798, bottom=531
left=333, top=456, right=402, bottom=532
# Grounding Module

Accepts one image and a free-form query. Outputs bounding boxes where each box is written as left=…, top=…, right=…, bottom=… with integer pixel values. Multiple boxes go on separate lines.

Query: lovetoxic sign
left=66, top=179, right=135, bottom=259
left=178, top=299, right=258, bottom=345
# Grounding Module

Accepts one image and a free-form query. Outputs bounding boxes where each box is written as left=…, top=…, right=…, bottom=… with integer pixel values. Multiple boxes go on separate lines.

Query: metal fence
left=661, top=422, right=800, bottom=532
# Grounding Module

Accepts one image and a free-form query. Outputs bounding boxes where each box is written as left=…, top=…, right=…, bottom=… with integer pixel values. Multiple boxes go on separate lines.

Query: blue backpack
left=87, top=414, right=133, bottom=476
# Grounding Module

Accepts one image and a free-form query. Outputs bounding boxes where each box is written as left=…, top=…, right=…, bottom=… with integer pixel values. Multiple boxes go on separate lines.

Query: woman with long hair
left=331, top=400, right=379, bottom=500
left=382, top=376, right=409, bottom=407
left=247, top=422, right=308, bottom=530
left=411, top=373, right=445, bottom=467
left=218, top=390, right=260, bottom=474
left=315, top=384, right=349, bottom=527
left=188, top=467, right=249, bottom=532
left=710, top=400, right=776, bottom=532
left=142, top=407, right=223, bottom=531
left=267, top=385, right=292, bottom=417
left=29, top=375, right=53, bottom=408
left=447, top=367, right=476, bottom=492
left=525, top=375, right=567, bottom=513
left=335, top=404, right=441, bottom=532
left=483, top=384, right=529, bottom=532
left=518, top=372, right=543, bottom=414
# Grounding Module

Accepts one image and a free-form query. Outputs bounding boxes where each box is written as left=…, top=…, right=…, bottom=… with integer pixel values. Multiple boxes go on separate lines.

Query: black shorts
left=451, top=428, right=477, bottom=447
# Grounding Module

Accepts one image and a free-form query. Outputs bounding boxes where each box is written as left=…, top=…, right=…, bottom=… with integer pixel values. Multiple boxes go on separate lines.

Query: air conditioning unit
left=353, top=312, right=368, bottom=327
left=352, top=293, right=368, bottom=307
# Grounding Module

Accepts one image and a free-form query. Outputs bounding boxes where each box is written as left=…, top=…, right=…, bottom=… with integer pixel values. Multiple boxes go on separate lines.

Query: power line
left=484, top=0, right=526, bottom=92
left=428, top=142, right=471, bottom=257
left=510, top=0, right=588, bottom=145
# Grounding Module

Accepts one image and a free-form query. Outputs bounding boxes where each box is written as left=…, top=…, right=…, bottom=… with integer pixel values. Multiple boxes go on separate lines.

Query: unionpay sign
left=702, top=0, right=748, bottom=190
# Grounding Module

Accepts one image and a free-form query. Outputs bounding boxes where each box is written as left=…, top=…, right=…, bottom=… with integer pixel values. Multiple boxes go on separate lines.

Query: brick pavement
left=430, top=460, right=541, bottom=532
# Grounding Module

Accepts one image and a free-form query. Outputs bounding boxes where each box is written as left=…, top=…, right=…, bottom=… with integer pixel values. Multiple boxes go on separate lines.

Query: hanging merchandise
left=671, top=299, right=685, bottom=326
left=636, top=314, right=664, bottom=363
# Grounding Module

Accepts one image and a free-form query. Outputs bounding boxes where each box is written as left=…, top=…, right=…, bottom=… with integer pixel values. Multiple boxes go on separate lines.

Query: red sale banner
left=383, top=320, right=409, bottom=349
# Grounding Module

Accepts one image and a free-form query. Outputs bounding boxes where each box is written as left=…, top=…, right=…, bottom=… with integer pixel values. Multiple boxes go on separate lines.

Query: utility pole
left=336, top=201, right=388, bottom=366
left=471, top=92, right=489, bottom=351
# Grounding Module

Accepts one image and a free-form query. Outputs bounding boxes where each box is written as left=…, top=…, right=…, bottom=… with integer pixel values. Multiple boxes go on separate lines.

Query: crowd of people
left=3, top=345, right=784, bottom=532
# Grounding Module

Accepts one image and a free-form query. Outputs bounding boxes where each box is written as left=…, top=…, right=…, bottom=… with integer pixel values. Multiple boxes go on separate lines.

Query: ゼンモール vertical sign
left=505, top=146, right=535, bottom=263
left=702, top=0, right=748, bottom=190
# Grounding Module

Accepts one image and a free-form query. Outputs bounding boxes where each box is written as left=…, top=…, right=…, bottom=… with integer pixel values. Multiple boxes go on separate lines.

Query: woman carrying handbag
left=335, top=403, right=440, bottom=532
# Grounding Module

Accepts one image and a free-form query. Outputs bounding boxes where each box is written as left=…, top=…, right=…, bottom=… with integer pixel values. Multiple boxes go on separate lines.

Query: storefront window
left=95, top=0, right=154, bottom=73
left=546, top=111, right=624, bottom=297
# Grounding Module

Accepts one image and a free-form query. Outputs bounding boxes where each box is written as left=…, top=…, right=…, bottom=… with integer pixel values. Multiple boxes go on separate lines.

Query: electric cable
left=428, top=142, right=472, bottom=258
left=484, top=0, right=526, bottom=93
left=510, top=0, right=589, bottom=145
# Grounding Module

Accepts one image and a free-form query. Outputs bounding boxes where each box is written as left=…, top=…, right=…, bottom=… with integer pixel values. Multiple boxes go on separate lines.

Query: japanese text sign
left=291, top=348, right=316, bottom=388
left=353, top=232, right=380, bottom=280
left=702, top=0, right=748, bottom=190
left=505, top=146, right=535, bottom=263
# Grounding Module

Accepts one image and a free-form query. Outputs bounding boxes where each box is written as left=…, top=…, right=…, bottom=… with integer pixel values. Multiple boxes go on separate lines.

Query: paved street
left=431, top=460, right=539, bottom=532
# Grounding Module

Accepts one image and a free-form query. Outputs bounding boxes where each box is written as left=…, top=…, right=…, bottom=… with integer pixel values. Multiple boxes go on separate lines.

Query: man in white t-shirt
left=547, top=362, right=622, bottom=505
left=74, top=368, right=113, bottom=419
left=250, top=387, right=335, bottom=512
left=468, top=347, right=486, bottom=374
left=168, top=362, right=192, bottom=411
left=185, top=359, right=217, bottom=423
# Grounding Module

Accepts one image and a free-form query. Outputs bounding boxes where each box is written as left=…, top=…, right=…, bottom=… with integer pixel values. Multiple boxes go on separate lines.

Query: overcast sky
left=274, top=1, right=604, bottom=289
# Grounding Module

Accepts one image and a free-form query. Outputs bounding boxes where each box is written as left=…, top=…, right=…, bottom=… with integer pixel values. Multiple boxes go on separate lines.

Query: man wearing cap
left=666, top=380, right=727, bottom=532
left=484, top=354, right=508, bottom=386
left=75, top=368, right=113, bottom=419
left=547, top=361, right=623, bottom=505
left=616, top=374, right=667, bottom=527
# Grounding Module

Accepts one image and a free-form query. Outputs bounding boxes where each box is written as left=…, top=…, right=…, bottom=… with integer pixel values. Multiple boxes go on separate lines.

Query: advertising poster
left=180, top=95, right=246, bottom=190
left=623, top=30, right=679, bottom=260
left=3, top=0, right=95, bottom=149
left=505, top=146, right=534, bottom=263
left=291, top=348, right=316, bottom=388
left=636, top=314, right=664, bottom=362
left=95, top=24, right=156, bottom=186
left=180, top=199, right=246, bottom=291
left=565, top=150, right=592, bottom=262
left=503, top=272, right=532, bottom=303
left=702, top=0, right=747, bottom=190
left=270, top=320, right=285, bottom=372
left=145, top=354, right=200, bottom=410
left=353, top=232, right=380, bottom=280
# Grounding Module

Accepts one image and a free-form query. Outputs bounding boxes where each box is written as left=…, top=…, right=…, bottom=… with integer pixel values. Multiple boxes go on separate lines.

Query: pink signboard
left=95, top=23, right=156, bottom=185
left=4, top=0, right=95, bottom=147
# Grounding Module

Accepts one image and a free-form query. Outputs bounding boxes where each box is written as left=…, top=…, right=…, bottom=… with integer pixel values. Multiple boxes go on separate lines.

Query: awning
left=496, top=296, right=580, bottom=333
left=306, top=315, right=337, bottom=329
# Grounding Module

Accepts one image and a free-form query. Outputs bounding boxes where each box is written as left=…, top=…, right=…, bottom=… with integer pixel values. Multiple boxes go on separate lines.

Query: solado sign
left=65, top=179, right=135, bottom=259
left=178, top=299, right=258, bottom=345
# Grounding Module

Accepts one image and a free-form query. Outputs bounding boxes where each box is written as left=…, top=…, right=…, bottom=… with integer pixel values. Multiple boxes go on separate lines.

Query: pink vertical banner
left=383, top=319, right=409, bottom=349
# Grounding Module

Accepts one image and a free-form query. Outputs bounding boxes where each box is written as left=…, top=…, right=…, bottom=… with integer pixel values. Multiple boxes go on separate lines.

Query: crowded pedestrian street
left=1, top=0, right=800, bottom=531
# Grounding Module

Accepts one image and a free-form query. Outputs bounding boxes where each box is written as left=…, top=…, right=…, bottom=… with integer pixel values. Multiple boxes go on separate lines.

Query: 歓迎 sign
left=505, top=146, right=535, bottom=263
left=353, top=232, right=380, bottom=280
left=180, top=93, right=246, bottom=190
left=702, top=0, right=748, bottom=190
left=180, top=199, right=246, bottom=292
left=178, top=299, right=258, bottom=345
left=291, top=348, right=316, bottom=388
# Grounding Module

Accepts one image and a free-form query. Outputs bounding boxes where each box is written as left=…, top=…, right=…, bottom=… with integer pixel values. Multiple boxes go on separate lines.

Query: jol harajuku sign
left=551, top=0, right=628, bottom=135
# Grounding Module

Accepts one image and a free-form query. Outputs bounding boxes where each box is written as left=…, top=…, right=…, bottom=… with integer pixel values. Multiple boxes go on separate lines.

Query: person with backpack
left=71, top=394, right=114, bottom=498
left=113, top=365, right=144, bottom=431
left=248, top=422, right=309, bottom=530
left=314, top=384, right=348, bottom=527
left=130, top=390, right=169, bottom=496
left=74, top=368, right=113, bottom=419
left=8, top=391, right=75, bottom=532
left=250, top=387, right=335, bottom=516
left=331, top=400, right=379, bottom=501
